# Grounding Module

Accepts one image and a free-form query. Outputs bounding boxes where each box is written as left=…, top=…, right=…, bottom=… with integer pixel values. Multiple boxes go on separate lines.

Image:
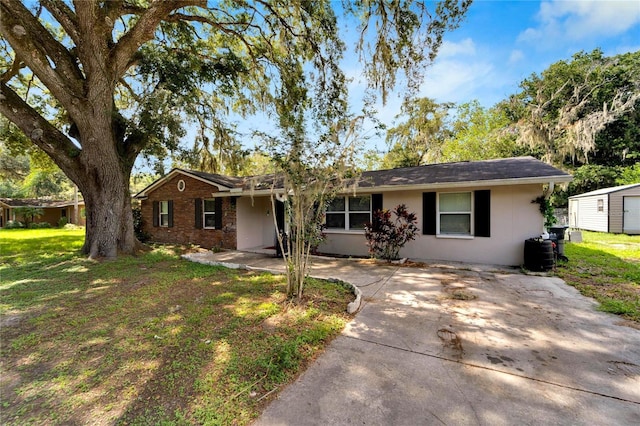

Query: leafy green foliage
left=616, top=163, right=640, bottom=185
left=509, top=49, right=640, bottom=166
left=1, top=1, right=472, bottom=258
left=531, top=196, right=557, bottom=229
left=13, top=206, right=43, bottom=228
left=384, top=97, right=454, bottom=167
left=441, top=101, right=521, bottom=162
left=551, top=164, right=628, bottom=207
left=132, top=206, right=151, bottom=243
left=364, top=204, right=419, bottom=261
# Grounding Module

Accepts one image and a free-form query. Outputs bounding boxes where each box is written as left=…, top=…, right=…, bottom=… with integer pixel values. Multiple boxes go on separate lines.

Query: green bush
left=132, top=206, right=151, bottom=243
left=364, top=204, right=419, bottom=261
left=29, top=222, right=52, bottom=229
left=5, top=220, right=24, bottom=229
left=58, top=217, right=69, bottom=228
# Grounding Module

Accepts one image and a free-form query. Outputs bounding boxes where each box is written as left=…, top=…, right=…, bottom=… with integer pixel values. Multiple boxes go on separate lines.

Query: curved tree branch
left=0, top=0, right=85, bottom=103
left=0, top=82, right=82, bottom=180
left=109, top=0, right=205, bottom=80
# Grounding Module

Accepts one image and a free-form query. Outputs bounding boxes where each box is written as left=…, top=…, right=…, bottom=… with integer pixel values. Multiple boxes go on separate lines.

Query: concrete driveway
left=185, top=251, right=640, bottom=424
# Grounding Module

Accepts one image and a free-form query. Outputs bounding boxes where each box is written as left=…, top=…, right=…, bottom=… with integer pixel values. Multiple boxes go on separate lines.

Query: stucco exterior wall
left=236, top=196, right=276, bottom=250
left=141, top=174, right=237, bottom=249
left=318, top=184, right=545, bottom=266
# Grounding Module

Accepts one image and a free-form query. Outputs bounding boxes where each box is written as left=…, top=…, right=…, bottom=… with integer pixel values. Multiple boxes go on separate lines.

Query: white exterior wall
left=568, top=196, right=609, bottom=232
left=319, top=184, right=545, bottom=266
left=236, top=196, right=276, bottom=250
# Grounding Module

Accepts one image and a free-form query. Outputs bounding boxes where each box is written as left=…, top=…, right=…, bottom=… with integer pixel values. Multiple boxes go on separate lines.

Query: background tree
left=509, top=49, right=640, bottom=166
left=13, top=206, right=43, bottom=228
left=0, top=138, right=29, bottom=197
left=384, top=97, right=454, bottom=168
left=505, top=49, right=640, bottom=206
left=0, top=0, right=471, bottom=260
left=440, top=100, right=521, bottom=162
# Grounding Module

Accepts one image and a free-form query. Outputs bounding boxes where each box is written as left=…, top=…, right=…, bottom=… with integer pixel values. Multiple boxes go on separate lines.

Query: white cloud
left=509, top=50, right=525, bottom=64
left=519, top=0, right=640, bottom=44
left=438, top=38, right=477, bottom=58
left=418, top=59, right=494, bottom=103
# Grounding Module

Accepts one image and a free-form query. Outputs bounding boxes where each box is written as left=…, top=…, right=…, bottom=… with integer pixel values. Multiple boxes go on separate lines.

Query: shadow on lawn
left=0, top=252, right=348, bottom=425
left=558, top=243, right=640, bottom=321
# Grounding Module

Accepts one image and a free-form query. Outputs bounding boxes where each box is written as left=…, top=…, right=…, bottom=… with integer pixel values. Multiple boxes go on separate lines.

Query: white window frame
left=159, top=200, right=169, bottom=227
left=203, top=199, right=216, bottom=229
left=437, top=191, right=473, bottom=237
left=325, top=195, right=371, bottom=231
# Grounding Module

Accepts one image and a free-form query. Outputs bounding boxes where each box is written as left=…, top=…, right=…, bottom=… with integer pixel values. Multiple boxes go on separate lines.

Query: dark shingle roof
left=356, top=156, right=570, bottom=188
left=179, top=169, right=245, bottom=189
left=135, top=157, right=571, bottom=198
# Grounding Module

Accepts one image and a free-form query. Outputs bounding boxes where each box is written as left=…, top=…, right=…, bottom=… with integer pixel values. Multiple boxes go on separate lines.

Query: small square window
left=597, top=199, right=604, bottom=212
left=325, top=196, right=371, bottom=230
left=438, top=192, right=472, bottom=235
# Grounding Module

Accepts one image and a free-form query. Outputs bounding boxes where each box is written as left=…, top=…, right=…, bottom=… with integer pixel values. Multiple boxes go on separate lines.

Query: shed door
left=623, top=196, right=640, bottom=234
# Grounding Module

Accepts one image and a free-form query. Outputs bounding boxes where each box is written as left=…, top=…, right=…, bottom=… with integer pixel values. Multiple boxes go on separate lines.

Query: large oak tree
left=1, top=0, right=471, bottom=258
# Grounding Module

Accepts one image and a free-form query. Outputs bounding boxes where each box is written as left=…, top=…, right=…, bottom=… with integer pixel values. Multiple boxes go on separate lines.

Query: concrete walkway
left=185, top=251, right=640, bottom=425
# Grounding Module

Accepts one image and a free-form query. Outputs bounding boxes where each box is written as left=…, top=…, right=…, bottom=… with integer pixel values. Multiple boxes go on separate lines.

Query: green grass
left=556, top=231, right=640, bottom=322
left=0, top=229, right=354, bottom=425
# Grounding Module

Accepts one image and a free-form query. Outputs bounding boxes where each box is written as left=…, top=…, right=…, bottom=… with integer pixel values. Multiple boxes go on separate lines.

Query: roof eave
left=207, top=175, right=572, bottom=197
left=346, top=175, right=573, bottom=193
left=134, top=168, right=233, bottom=198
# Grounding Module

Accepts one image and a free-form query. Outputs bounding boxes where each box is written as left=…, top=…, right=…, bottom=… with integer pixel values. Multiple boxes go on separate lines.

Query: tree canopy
left=0, top=0, right=472, bottom=258
left=508, top=49, right=640, bottom=166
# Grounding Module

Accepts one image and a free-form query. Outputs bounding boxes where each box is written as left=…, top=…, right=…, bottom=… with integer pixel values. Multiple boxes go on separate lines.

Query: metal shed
left=568, top=183, right=640, bottom=234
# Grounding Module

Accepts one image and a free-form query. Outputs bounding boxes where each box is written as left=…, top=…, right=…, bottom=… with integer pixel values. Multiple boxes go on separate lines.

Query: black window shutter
left=214, top=198, right=223, bottom=229
left=194, top=198, right=202, bottom=229
left=167, top=200, right=174, bottom=228
left=371, top=193, right=383, bottom=213
left=152, top=201, right=159, bottom=227
left=474, top=190, right=490, bottom=237
left=423, top=192, right=437, bottom=235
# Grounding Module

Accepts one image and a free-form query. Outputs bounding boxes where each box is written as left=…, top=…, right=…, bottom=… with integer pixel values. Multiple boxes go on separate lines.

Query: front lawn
left=557, top=231, right=640, bottom=323
left=0, top=229, right=354, bottom=425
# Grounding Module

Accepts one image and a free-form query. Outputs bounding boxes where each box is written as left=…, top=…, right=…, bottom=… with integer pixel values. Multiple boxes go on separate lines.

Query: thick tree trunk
left=72, top=105, right=137, bottom=259
left=79, top=169, right=136, bottom=259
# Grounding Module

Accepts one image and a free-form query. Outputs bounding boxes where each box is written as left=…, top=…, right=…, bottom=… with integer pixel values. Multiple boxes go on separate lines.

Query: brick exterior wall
left=140, top=174, right=237, bottom=249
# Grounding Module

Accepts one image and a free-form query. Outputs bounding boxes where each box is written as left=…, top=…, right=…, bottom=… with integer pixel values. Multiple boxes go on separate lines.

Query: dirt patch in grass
left=0, top=231, right=354, bottom=425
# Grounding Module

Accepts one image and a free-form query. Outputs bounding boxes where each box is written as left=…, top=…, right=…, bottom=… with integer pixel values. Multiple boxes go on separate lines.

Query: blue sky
left=348, top=0, right=640, bottom=151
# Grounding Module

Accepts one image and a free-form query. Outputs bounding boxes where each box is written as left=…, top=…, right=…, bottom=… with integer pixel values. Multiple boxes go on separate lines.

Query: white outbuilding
left=568, top=183, right=640, bottom=235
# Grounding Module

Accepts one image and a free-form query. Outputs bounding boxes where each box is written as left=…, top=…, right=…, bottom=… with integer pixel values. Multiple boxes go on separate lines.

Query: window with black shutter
left=202, top=197, right=222, bottom=229
left=195, top=198, right=202, bottom=229
left=423, top=190, right=491, bottom=237
left=422, top=192, right=436, bottom=235
left=474, top=190, right=490, bottom=237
